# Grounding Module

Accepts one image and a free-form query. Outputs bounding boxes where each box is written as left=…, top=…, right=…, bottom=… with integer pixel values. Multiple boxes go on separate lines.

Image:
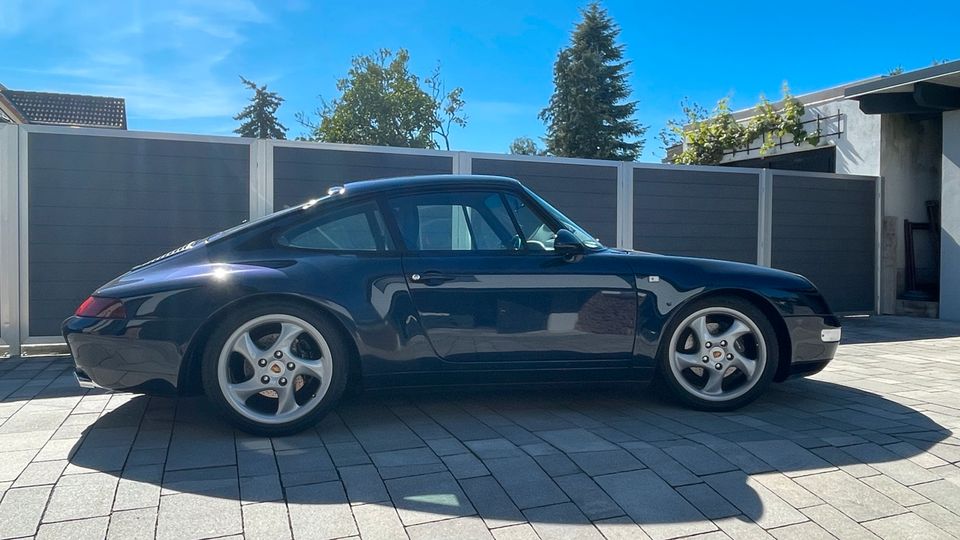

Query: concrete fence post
left=0, top=125, right=22, bottom=357
left=616, top=162, right=634, bottom=250
left=249, top=139, right=273, bottom=218
left=757, top=169, right=773, bottom=267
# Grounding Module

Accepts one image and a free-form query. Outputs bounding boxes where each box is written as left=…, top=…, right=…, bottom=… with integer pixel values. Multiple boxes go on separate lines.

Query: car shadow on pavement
left=65, top=376, right=955, bottom=533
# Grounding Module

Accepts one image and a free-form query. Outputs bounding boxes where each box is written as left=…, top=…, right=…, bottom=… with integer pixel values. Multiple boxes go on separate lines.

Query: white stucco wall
left=880, top=114, right=943, bottom=304
left=719, top=97, right=881, bottom=175
left=941, top=110, right=960, bottom=320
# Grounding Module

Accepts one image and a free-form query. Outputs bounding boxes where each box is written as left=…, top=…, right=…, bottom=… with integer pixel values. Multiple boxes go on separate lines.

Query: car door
left=387, top=188, right=636, bottom=363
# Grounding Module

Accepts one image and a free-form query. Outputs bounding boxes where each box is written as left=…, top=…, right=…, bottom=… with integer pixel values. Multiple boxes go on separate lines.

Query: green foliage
left=667, top=84, right=820, bottom=165
left=234, top=77, right=287, bottom=139
left=539, top=2, right=646, bottom=161
left=298, top=49, right=466, bottom=149
left=508, top=136, right=546, bottom=155
left=888, top=65, right=905, bottom=76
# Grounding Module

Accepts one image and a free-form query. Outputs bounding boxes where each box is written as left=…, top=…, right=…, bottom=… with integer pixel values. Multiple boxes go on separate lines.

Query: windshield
left=524, top=189, right=603, bottom=249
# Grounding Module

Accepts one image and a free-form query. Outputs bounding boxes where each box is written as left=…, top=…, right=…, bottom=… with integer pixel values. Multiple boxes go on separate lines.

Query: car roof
left=338, top=174, right=522, bottom=197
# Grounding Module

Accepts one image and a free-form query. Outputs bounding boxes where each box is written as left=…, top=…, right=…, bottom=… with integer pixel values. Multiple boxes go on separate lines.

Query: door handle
left=411, top=271, right=455, bottom=285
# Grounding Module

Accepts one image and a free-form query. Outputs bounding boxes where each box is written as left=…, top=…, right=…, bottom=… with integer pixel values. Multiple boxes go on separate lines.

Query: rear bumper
left=62, top=315, right=189, bottom=394
left=780, top=314, right=841, bottom=381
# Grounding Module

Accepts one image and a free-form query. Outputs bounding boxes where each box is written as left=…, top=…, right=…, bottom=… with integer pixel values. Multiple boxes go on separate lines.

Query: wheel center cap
left=270, top=363, right=282, bottom=374
left=710, top=349, right=724, bottom=360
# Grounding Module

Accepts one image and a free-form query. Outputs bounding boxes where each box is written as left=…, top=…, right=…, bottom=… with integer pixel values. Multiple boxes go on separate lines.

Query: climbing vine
left=667, top=85, right=821, bottom=165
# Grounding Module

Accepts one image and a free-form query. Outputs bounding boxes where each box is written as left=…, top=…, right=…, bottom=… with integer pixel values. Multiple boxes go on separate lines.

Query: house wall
left=879, top=114, right=943, bottom=312
left=941, top=110, right=960, bottom=320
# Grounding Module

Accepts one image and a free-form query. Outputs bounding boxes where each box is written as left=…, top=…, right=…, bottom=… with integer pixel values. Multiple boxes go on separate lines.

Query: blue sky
left=2, top=0, right=957, bottom=161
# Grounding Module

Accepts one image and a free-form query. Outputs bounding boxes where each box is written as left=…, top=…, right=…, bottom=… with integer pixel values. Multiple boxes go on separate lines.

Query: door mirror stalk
left=554, top=229, right=584, bottom=262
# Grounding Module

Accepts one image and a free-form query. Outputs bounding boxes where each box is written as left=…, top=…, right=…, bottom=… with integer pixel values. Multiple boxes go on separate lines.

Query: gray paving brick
left=533, top=452, right=581, bottom=477
left=238, top=448, right=279, bottom=477
left=567, top=449, right=645, bottom=476
left=593, top=515, right=652, bottom=540
left=675, top=483, right=740, bottom=519
left=666, top=443, right=738, bottom=476
left=240, top=474, right=284, bottom=504
left=738, top=440, right=835, bottom=478
left=327, top=441, right=372, bottom=466
left=910, top=502, right=960, bottom=535
left=594, top=469, right=714, bottom=540
left=860, top=475, right=929, bottom=507
left=768, top=521, right=834, bottom=540
left=465, top=438, right=525, bottom=459
left=459, top=475, right=525, bottom=529
left=537, top=428, right=618, bottom=453
left=840, top=443, right=940, bottom=486
left=555, top=472, right=624, bottom=520
left=242, top=501, right=292, bottom=540
left=443, top=452, right=489, bottom=479
left=862, top=512, right=954, bottom=540
left=113, top=464, right=162, bottom=511
left=276, top=446, right=334, bottom=474
left=36, top=516, right=109, bottom=540
left=491, top=523, right=540, bottom=540
left=107, top=507, right=157, bottom=540
left=800, top=504, right=880, bottom=540
left=43, top=472, right=118, bottom=522
left=406, top=516, right=493, bottom=540
left=352, top=503, right=407, bottom=540
left=0, top=485, right=51, bottom=539
left=287, top=481, right=358, bottom=539
left=525, top=502, right=605, bottom=540
left=425, top=437, right=469, bottom=457
left=12, top=459, right=66, bottom=487
left=340, top=464, right=389, bottom=503
left=621, top=442, right=700, bottom=486
left=156, top=491, right=242, bottom=540
left=483, top=455, right=567, bottom=509
left=386, top=471, right=475, bottom=525
left=752, top=472, right=823, bottom=509
left=703, top=471, right=807, bottom=529
left=794, top=470, right=905, bottom=523
left=911, top=479, right=960, bottom=514
left=0, top=449, right=37, bottom=482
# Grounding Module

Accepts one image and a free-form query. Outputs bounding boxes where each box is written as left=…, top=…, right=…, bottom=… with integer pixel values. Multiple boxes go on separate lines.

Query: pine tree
left=234, top=77, right=287, bottom=139
left=539, top=2, right=646, bottom=160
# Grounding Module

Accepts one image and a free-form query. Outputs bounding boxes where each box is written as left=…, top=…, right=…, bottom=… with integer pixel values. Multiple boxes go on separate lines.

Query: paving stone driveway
left=1, top=315, right=960, bottom=539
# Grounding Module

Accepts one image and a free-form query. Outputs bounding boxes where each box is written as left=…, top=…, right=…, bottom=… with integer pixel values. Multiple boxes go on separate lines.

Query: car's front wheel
left=658, top=296, right=778, bottom=411
left=201, top=302, right=349, bottom=436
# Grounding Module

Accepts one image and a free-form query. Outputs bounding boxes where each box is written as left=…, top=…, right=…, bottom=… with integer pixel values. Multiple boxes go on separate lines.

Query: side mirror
left=553, top=229, right=584, bottom=254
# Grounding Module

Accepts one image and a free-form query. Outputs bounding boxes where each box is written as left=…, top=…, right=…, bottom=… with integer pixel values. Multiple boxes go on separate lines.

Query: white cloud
left=2, top=0, right=270, bottom=121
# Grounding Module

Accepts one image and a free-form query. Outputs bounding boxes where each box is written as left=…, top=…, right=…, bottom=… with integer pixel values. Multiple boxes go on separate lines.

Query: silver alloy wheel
left=217, top=314, right=333, bottom=424
left=668, top=307, right=767, bottom=402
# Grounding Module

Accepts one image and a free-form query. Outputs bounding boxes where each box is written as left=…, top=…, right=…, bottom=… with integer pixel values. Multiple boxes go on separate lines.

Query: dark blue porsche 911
left=64, top=175, right=841, bottom=435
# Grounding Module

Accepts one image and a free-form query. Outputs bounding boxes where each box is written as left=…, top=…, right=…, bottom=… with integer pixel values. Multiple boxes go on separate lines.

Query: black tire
left=656, top=295, right=779, bottom=411
left=201, top=300, right=351, bottom=436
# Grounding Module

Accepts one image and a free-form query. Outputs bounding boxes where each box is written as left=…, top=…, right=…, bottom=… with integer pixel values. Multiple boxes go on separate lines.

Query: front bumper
left=779, top=314, right=841, bottom=381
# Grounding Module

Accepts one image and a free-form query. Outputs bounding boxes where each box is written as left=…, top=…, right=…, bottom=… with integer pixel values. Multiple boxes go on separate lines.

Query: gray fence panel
left=633, top=168, right=759, bottom=263
left=273, top=147, right=454, bottom=209
left=771, top=174, right=876, bottom=312
left=27, top=133, right=250, bottom=336
left=470, top=158, right=618, bottom=246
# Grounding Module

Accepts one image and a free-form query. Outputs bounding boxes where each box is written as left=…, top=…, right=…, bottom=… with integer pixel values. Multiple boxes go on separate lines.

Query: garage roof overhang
left=845, top=60, right=960, bottom=115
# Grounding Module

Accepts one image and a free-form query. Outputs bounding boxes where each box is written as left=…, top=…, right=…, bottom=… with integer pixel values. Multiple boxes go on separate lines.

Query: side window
left=390, top=192, right=520, bottom=252
left=280, top=202, right=392, bottom=251
left=504, top=194, right=557, bottom=251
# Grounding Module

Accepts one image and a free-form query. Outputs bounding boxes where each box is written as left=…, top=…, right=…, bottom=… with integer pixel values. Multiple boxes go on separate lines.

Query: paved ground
left=1, top=316, right=960, bottom=540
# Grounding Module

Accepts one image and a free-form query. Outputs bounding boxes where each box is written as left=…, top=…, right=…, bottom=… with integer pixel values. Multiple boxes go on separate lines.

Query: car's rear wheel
left=658, top=296, right=778, bottom=411
left=201, top=302, right=349, bottom=436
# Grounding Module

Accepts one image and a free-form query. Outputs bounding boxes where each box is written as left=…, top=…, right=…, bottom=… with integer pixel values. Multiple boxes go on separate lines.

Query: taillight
left=75, top=296, right=127, bottom=319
